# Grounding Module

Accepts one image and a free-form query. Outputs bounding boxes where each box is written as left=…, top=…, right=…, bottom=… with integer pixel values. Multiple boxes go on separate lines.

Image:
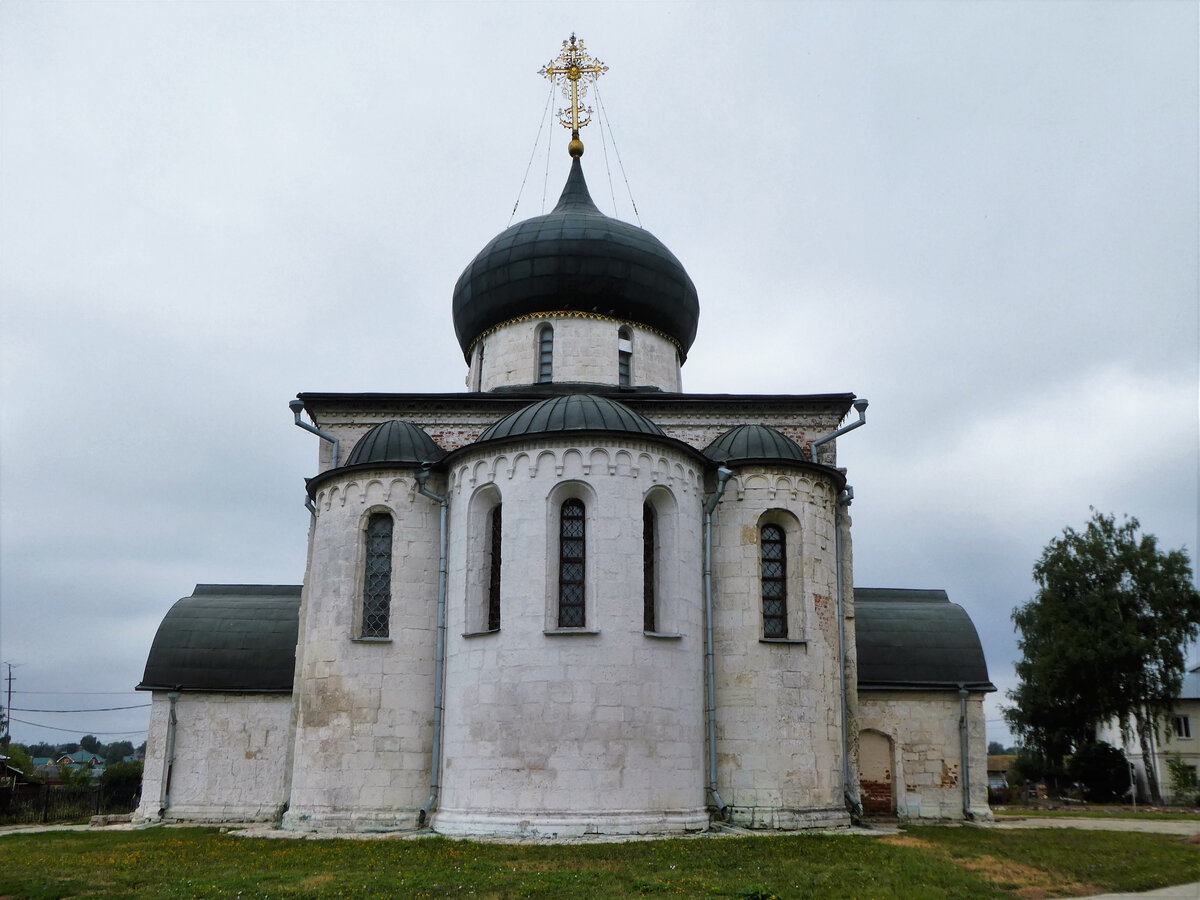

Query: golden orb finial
left=539, top=35, right=607, bottom=157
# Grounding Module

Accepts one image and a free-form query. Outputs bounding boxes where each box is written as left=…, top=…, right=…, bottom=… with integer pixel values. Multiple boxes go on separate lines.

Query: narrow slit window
left=761, top=524, right=787, bottom=638
left=618, top=326, right=632, bottom=386
left=643, top=503, right=656, bottom=631
left=538, top=325, right=554, bottom=383
left=362, top=513, right=393, bottom=638
left=558, top=498, right=585, bottom=627
left=487, top=504, right=502, bottom=631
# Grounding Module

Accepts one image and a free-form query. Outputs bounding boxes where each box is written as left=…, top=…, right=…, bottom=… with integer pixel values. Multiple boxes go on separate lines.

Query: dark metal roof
left=452, top=158, right=700, bottom=361
left=345, top=419, right=445, bottom=467
left=704, top=424, right=809, bottom=465
left=137, top=585, right=300, bottom=693
left=855, top=588, right=995, bottom=692
left=476, top=393, right=665, bottom=444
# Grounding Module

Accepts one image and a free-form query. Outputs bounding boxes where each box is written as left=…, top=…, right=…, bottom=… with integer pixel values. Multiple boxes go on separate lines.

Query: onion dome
left=452, top=158, right=699, bottom=361
left=345, top=420, right=445, bottom=467
left=476, top=393, right=664, bottom=444
left=703, top=424, right=810, bottom=465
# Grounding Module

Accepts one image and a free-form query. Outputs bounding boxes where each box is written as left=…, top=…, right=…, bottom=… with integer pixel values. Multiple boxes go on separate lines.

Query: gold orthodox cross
left=539, top=34, right=607, bottom=156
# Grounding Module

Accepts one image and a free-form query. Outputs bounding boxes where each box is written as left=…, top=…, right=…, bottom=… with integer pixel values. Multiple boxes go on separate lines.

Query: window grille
left=558, top=498, right=585, bottom=627
left=362, top=513, right=393, bottom=638
left=643, top=503, right=656, bottom=632
left=618, top=327, right=632, bottom=386
left=761, top=524, right=787, bottom=638
left=538, top=325, right=554, bottom=383
left=488, top=504, right=502, bottom=631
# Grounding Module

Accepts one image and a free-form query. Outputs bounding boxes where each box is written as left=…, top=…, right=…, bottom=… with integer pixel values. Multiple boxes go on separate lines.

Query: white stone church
left=135, top=47, right=993, bottom=835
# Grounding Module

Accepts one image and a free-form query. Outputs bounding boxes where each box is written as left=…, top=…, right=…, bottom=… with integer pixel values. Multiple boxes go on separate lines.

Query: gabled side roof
left=855, top=588, right=995, bottom=692
left=137, top=585, right=301, bottom=693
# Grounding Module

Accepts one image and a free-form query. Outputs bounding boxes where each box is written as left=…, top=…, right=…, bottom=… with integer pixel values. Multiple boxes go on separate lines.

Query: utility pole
left=2, top=662, right=11, bottom=752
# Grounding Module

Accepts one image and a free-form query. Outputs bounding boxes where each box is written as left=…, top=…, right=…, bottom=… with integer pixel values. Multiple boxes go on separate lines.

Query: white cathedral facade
left=135, top=129, right=994, bottom=836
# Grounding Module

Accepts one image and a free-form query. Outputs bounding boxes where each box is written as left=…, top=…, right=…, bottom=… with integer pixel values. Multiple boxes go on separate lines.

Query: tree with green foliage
left=103, top=740, right=135, bottom=764
left=4, top=744, right=34, bottom=776
left=1005, top=511, right=1200, bottom=804
left=56, top=761, right=95, bottom=790
left=1165, top=755, right=1197, bottom=806
left=1067, top=740, right=1129, bottom=802
left=79, top=735, right=103, bottom=754
left=100, top=760, right=143, bottom=808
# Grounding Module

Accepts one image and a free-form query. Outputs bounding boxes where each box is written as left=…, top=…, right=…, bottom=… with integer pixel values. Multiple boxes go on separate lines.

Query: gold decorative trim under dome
left=466, top=310, right=684, bottom=358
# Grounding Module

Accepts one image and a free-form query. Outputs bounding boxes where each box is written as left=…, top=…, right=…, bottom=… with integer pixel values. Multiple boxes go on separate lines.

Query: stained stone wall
left=709, top=465, right=851, bottom=829
left=282, top=470, right=442, bottom=831
left=856, top=690, right=991, bottom=820
left=135, top=691, right=292, bottom=823
left=435, top=438, right=708, bottom=836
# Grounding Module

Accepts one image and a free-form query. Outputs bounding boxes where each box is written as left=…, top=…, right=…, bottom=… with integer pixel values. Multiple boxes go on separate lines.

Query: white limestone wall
left=470, top=316, right=683, bottom=392
left=283, top=470, right=441, bottom=831
left=436, top=438, right=707, bottom=836
left=709, top=466, right=850, bottom=829
left=856, top=690, right=991, bottom=820
left=135, top=691, right=292, bottom=823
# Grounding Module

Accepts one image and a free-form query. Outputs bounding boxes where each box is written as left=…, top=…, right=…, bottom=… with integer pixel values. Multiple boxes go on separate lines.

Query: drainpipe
left=810, top=398, right=868, bottom=464
left=958, top=685, right=974, bottom=821
left=414, top=467, right=448, bottom=828
left=158, top=689, right=180, bottom=819
left=289, top=399, right=340, bottom=469
left=703, top=466, right=734, bottom=820
left=835, top=487, right=864, bottom=825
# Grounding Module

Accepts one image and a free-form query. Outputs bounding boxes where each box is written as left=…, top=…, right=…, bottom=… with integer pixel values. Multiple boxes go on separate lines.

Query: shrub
left=1068, top=741, right=1129, bottom=802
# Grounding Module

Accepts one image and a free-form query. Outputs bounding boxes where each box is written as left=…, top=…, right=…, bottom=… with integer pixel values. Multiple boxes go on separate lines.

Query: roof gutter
left=959, top=684, right=975, bottom=821
left=289, top=399, right=340, bottom=469
left=810, top=398, right=868, bottom=463
left=415, top=468, right=448, bottom=829
left=703, top=466, right=734, bottom=821
left=836, top=487, right=863, bottom=825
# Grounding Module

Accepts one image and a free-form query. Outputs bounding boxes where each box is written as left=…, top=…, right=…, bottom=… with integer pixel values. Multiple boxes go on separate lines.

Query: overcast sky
left=1, top=2, right=1196, bottom=752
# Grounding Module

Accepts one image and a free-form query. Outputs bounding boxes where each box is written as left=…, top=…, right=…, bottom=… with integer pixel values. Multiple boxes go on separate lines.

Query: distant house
left=1096, top=664, right=1200, bottom=803
left=987, top=754, right=1016, bottom=792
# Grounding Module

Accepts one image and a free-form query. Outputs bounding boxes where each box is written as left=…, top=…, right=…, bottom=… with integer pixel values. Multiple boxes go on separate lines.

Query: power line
left=11, top=696, right=139, bottom=700
left=9, top=717, right=147, bottom=737
left=12, top=704, right=150, bottom=713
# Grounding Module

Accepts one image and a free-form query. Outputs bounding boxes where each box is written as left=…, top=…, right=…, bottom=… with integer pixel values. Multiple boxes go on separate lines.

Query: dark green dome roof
left=476, top=393, right=664, bottom=444
left=704, top=424, right=809, bottom=465
left=345, top=420, right=445, bottom=467
left=452, top=158, right=700, bottom=362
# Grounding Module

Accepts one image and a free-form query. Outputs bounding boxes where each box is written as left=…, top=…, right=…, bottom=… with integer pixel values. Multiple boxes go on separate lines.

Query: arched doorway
left=859, top=730, right=895, bottom=815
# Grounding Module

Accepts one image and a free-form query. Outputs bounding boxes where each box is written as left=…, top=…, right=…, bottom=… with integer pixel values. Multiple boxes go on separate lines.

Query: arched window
left=537, top=324, right=554, bottom=383
left=643, top=503, right=656, bottom=631
left=618, top=326, right=632, bottom=386
left=558, top=498, right=586, bottom=627
left=362, top=513, right=393, bottom=638
left=487, top=504, right=502, bottom=631
left=760, top=523, right=787, bottom=638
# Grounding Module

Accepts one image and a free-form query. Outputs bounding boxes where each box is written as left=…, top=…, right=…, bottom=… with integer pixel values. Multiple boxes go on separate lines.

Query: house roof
left=855, top=588, right=995, bottom=692
left=137, top=585, right=301, bottom=693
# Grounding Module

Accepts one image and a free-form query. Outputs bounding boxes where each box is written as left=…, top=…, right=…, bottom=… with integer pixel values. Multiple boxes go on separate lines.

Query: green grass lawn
left=0, top=824, right=1196, bottom=899
left=993, top=806, right=1200, bottom=822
